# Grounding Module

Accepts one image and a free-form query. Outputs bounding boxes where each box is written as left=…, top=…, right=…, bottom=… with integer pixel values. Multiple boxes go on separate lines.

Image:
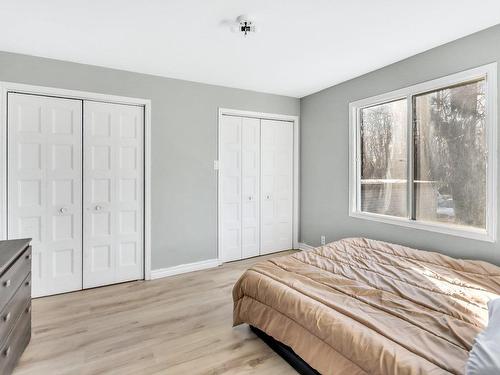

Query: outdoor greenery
left=360, top=79, right=486, bottom=228
left=415, top=80, right=486, bottom=227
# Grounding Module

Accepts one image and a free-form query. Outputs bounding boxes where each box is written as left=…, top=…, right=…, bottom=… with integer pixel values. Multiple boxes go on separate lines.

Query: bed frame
left=250, top=326, right=320, bottom=375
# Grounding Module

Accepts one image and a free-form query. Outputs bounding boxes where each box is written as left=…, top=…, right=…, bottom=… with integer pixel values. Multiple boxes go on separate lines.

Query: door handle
left=95, top=205, right=103, bottom=211
left=248, top=196, right=253, bottom=201
left=59, top=207, right=68, bottom=214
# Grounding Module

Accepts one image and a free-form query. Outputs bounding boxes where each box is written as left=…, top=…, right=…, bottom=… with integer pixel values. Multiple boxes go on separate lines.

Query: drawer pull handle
left=25, top=280, right=30, bottom=287
left=25, top=305, right=32, bottom=314
left=3, top=346, right=10, bottom=357
left=3, top=280, right=11, bottom=288
left=3, top=312, right=10, bottom=322
left=26, top=253, right=31, bottom=260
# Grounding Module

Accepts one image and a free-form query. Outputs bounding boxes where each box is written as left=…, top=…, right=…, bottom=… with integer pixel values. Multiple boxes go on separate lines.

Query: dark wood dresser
left=0, top=239, right=31, bottom=374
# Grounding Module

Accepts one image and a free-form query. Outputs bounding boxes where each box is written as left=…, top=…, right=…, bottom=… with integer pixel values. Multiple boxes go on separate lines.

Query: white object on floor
left=466, top=298, right=500, bottom=374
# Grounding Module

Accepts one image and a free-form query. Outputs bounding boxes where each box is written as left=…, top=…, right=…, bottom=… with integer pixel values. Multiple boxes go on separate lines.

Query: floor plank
left=14, top=252, right=298, bottom=375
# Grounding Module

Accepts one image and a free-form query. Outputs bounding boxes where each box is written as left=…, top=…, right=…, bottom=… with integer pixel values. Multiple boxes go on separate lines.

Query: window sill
left=349, top=211, right=496, bottom=243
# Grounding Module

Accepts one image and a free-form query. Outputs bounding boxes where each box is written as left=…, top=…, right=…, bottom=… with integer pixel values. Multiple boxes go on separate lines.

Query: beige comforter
left=233, top=238, right=500, bottom=375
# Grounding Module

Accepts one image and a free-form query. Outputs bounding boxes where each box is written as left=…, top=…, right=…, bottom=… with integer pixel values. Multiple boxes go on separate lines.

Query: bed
left=232, top=238, right=500, bottom=375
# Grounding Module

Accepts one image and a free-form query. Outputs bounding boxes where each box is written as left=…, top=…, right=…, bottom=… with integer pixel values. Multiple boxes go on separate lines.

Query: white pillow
left=466, top=298, right=500, bottom=375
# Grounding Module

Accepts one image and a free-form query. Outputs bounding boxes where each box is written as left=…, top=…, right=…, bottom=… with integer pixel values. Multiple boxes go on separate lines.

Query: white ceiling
left=1, top=1, right=500, bottom=98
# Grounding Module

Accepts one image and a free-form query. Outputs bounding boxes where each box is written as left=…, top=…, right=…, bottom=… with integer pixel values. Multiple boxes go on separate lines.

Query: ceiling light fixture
left=233, top=15, right=257, bottom=36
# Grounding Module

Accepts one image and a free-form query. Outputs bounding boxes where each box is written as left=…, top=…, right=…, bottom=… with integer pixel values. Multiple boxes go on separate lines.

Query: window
left=360, top=99, right=407, bottom=218
left=350, top=64, right=497, bottom=241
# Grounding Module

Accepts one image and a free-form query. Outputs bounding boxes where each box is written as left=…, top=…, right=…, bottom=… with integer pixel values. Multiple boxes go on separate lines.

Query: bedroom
left=0, top=0, right=499, bottom=374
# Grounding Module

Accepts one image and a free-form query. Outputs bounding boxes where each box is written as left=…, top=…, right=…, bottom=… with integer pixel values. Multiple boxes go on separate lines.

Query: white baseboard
left=298, top=242, right=314, bottom=251
left=150, top=258, right=222, bottom=280
left=151, top=244, right=314, bottom=280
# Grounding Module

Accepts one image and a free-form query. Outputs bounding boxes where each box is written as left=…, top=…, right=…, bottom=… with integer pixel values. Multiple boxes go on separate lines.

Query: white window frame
left=349, top=63, right=498, bottom=242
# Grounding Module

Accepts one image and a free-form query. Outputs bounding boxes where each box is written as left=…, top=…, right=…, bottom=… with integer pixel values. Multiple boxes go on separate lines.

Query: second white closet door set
left=7, top=93, right=144, bottom=297
left=219, top=115, right=293, bottom=262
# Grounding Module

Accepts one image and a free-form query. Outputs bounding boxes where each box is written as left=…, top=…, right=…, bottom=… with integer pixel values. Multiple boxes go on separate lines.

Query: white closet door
left=8, top=93, right=83, bottom=297
left=83, top=101, right=144, bottom=288
left=260, top=120, right=293, bottom=254
left=219, top=115, right=242, bottom=262
left=241, top=118, right=260, bottom=259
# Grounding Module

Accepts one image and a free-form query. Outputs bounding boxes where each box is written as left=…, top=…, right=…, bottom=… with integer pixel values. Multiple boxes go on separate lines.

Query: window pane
left=413, top=79, right=486, bottom=229
left=360, top=99, right=407, bottom=217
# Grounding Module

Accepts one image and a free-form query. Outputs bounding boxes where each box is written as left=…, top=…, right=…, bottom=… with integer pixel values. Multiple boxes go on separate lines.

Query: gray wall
left=0, top=51, right=299, bottom=270
left=300, top=24, right=500, bottom=266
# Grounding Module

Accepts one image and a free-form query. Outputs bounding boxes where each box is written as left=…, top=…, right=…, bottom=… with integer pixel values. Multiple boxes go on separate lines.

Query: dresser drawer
left=0, top=247, right=31, bottom=307
left=0, top=273, right=31, bottom=348
left=0, top=301, right=31, bottom=375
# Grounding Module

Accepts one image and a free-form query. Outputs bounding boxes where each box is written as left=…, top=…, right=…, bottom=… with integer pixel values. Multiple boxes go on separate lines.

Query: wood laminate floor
left=14, top=252, right=298, bottom=375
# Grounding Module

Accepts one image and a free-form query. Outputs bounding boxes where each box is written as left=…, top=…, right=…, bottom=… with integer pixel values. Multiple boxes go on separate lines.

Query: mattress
left=232, top=238, right=500, bottom=375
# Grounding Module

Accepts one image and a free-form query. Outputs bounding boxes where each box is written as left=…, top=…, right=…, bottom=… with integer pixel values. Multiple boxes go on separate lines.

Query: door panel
left=260, top=120, right=293, bottom=254
left=8, top=93, right=83, bottom=297
left=219, top=115, right=242, bottom=262
left=83, top=101, right=144, bottom=288
left=241, top=118, right=260, bottom=259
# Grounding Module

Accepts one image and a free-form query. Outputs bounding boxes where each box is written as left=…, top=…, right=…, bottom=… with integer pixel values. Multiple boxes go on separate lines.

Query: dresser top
left=0, top=239, right=31, bottom=274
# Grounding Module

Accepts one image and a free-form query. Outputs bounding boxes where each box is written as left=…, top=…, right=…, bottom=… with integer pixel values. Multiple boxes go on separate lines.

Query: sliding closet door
left=219, top=115, right=261, bottom=261
left=260, top=120, right=293, bottom=254
left=241, top=118, right=260, bottom=259
left=83, top=101, right=144, bottom=288
left=219, top=115, right=242, bottom=262
left=8, top=93, right=83, bottom=297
